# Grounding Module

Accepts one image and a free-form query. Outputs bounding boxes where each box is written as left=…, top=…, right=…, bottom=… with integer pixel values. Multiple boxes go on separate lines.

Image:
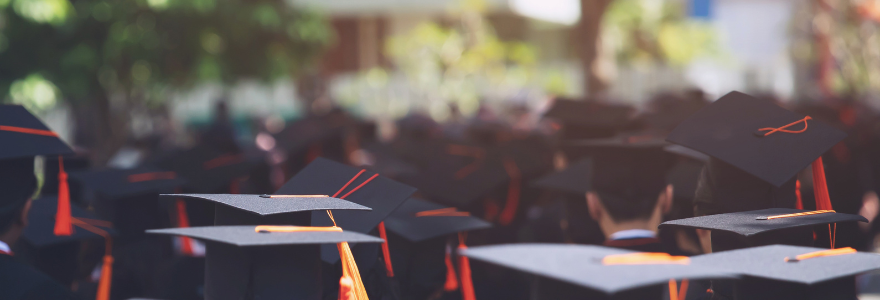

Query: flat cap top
left=147, top=226, right=384, bottom=247
left=160, top=194, right=371, bottom=216
left=462, top=243, right=736, bottom=294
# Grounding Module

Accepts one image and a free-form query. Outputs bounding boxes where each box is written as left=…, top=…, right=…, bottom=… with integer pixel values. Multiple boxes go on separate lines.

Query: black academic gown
left=0, top=253, right=81, bottom=300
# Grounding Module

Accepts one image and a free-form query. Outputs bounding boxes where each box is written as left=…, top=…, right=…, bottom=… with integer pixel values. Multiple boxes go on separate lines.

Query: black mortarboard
left=542, top=98, right=635, bottom=140
left=72, top=167, right=187, bottom=199
left=154, top=145, right=260, bottom=193
left=531, top=159, right=592, bottom=196
left=0, top=105, right=73, bottom=160
left=160, top=193, right=370, bottom=226
left=0, top=105, right=75, bottom=237
left=22, top=196, right=115, bottom=247
left=408, top=142, right=548, bottom=208
left=564, top=136, right=674, bottom=222
left=691, top=245, right=880, bottom=300
left=666, top=91, right=847, bottom=187
left=663, top=144, right=709, bottom=163
left=660, top=208, right=867, bottom=251
left=461, top=244, right=736, bottom=297
left=148, top=226, right=383, bottom=300
left=154, top=191, right=372, bottom=300
left=278, top=157, right=416, bottom=262
left=383, top=198, right=491, bottom=243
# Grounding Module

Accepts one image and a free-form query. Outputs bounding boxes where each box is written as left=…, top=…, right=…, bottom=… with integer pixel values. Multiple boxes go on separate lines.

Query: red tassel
left=54, top=156, right=73, bottom=236
left=176, top=199, right=194, bottom=256
left=96, top=255, right=114, bottom=300
left=377, top=221, right=394, bottom=277
left=499, top=158, right=521, bottom=226
left=811, top=157, right=833, bottom=211
left=444, top=243, right=459, bottom=292
left=795, top=180, right=804, bottom=210
left=458, top=233, right=476, bottom=300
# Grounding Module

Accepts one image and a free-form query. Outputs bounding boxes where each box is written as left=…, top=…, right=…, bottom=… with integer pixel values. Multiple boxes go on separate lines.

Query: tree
left=0, top=0, right=332, bottom=164
left=578, top=0, right=614, bottom=96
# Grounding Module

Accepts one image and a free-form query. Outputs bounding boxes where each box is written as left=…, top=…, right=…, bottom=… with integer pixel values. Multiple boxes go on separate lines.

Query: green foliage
left=602, top=0, right=719, bottom=66
left=0, top=0, right=333, bottom=111
left=336, top=5, right=544, bottom=121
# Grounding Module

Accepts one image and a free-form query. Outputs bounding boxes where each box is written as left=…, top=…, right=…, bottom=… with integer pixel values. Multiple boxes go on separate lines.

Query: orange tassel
left=444, top=243, right=459, bottom=292
left=176, top=199, right=194, bottom=256
left=338, top=241, right=369, bottom=300
left=70, top=218, right=113, bottom=300
left=54, top=156, right=73, bottom=236
left=458, top=233, right=476, bottom=300
left=795, top=180, right=803, bottom=210
left=377, top=222, right=394, bottom=277
left=811, top=157, right=833, bottom=211
left=96, top=255, right=114, bottom=300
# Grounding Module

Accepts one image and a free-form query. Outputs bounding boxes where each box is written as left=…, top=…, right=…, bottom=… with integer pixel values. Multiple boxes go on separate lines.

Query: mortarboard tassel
left=413, top=208, right=472, bottom=292
left=443, top=242, right=459, bottom=292
left=0, top=126, right=73, bottom=236
left=457, top=232, right=476, bottom=300
left=499, top=158, right=521, bottom=226
left=811, top=157, right=833, bottom=211
left=759, top=117, right=838, bottom=247
left=176, top=198, right=195, bottom=256
left=377, top=221, right=394, bottom=278
left=54, top=156, right=73, bottom=236
left=332, top=169, right=392, bottom=279
left=795, top=180, right=804, bottom=210
left=71, top=217, right=114, bottom=300
left=255, top=219, right=369, bottom=300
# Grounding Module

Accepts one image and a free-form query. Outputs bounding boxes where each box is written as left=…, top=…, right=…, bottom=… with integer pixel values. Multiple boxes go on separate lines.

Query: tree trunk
left=578, top=0, right=613, bottom=96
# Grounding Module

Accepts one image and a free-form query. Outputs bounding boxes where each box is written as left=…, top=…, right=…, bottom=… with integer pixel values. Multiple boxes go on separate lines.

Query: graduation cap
left=71, top=167, right=187, bottom=199
left=154, top=192, right=372, bottom=298
left=154, top=145, right=260, bottom=193
left=542, top=98, right=636, bottom=140
left=22, top=196, right=116, bottom=300
left=461, top=243, right=736, bottom=299
left=279, top=157, right=416, bottom=265
left=691, top=245, right=880, bottom=300
left=0, top=105, right=73, bottom=160
left=0, top=105, right=76, bottom=238
left=409, top=142, right=549, bottom=226
left=383, top=198, right=491, bottom=243
left=383, top=198, right=490, bottom=298
left=666, top=91, right=847, bottom=212
left=663, top=145, right=709, bottom=163
left=531, top=159, right=592, bottom=196
left=148, top=225, right=384, bottom=300
left=22, top=196, right=116, bottom=247
left=159, top=193, right=370, bottom=226
left=660, top=208, right=867, bottom=252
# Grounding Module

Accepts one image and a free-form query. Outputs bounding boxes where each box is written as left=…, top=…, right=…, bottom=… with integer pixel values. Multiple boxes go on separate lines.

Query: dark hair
left=0, top=157, right=37, bottom=234
left=595, top=189, right=664, bottom=222
left=590, top=149, right=671, bottom=222
left=0, top=200, right=29, bottom=234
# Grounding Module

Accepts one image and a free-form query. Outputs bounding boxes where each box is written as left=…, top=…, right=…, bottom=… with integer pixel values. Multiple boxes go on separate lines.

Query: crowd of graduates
left=4, top=88, right=880, bottom=300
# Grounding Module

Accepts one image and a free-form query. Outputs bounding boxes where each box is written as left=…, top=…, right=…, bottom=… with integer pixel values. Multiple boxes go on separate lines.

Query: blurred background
left=9, top=1, right=880, bottom=298
left=0, top=0, right=878, bottom=164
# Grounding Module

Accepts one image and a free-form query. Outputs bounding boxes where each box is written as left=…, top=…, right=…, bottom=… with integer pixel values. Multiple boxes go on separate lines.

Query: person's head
left=0, top=157, right=38, bottom=243
left=585, top=149, right=673, bottom=234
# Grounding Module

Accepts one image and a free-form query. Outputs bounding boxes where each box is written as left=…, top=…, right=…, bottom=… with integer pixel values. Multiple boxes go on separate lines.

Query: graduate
left=0, top=104, right=81, bottom=300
